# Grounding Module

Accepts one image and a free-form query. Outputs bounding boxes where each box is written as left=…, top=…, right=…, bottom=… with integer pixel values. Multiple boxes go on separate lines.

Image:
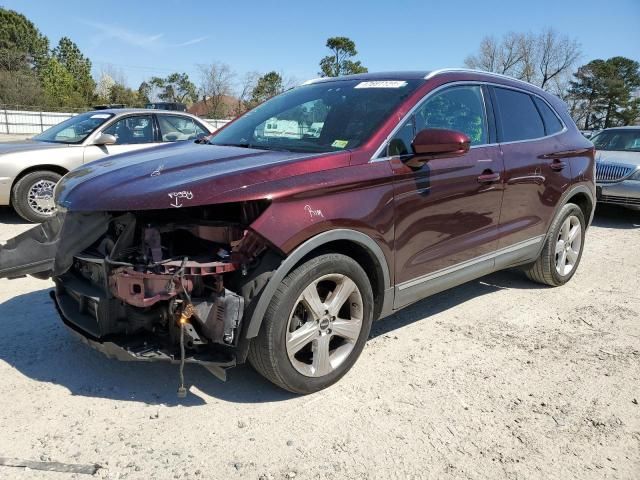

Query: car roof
left=302, top=68, right=543, bottom=89
left=303, top=71, right=431, bottom=85
left=599, top=126, right=640, bottom=131
left=94, top=108, right=195, bottom=116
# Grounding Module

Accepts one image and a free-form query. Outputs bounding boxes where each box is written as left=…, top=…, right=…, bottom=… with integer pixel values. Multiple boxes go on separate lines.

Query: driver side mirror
left=406, top=128, right=471, bottom=167
left=93, top=133, right=117, bottom=146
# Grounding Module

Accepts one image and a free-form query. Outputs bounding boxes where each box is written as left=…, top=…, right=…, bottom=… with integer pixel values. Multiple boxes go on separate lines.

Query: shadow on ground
left=592, top=204, right=640, bottom=229
left=0, top=207, right=30, bottom=226
left=0, top=269, right=536, bottom=407
left=0, top=206, right=635, bottom=406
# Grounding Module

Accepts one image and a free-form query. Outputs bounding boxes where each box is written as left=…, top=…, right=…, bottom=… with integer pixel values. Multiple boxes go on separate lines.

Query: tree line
left=0, top=6, right=637, bottom=128
left=464, top=28, right=640, bottom=129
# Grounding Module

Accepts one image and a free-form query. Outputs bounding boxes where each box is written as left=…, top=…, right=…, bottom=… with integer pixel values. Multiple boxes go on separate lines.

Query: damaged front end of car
left=1, top=201, right=279, bottom=384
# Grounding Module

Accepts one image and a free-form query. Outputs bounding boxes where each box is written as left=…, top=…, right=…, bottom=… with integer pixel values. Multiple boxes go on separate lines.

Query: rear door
left=490, top=86, right=571, bottom=255
left=390, top=84, right=505, bottom=307
left=83, top=114, right=160, bottom=163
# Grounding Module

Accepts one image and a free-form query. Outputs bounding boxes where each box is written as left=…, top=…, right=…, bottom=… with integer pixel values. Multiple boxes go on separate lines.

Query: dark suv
left=0, top=69, right=595, bottom=394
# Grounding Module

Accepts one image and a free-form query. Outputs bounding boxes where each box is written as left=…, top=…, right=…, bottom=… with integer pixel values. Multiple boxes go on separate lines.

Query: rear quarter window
left=533, top=97, right=564, bottom=135
left=493, top=87, right=545, bottom=142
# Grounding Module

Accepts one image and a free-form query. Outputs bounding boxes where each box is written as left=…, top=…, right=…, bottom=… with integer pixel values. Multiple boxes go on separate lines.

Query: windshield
left=33, top=112, right=114, bottom=144
left=592, top=130, right=640, bottom=152
left=209, top=79, right=422, bottom=153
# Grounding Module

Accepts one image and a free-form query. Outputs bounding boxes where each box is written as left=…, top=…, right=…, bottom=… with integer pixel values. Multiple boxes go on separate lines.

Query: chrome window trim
left=396, top=235, right=545, bottom=291
left=370, top=79, right=567, bottom=163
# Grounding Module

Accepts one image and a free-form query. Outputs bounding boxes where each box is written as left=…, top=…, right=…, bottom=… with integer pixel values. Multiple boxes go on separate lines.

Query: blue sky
left=4, top=0, right=640, bottom=91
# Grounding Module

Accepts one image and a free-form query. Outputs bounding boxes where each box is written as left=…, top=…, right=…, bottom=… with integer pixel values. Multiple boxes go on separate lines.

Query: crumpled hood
left=0, top=139, right=70, bottom=155
left=56, top=141, right=341, bottom=211
left=595, top=150, right=640, bottom=167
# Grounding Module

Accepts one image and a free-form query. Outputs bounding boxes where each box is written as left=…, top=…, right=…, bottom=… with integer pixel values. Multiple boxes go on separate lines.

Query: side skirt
left=392, top=235, right=544, bottom=310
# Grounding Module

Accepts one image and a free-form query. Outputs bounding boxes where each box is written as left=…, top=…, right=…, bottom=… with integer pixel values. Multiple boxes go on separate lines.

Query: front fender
left=244, top=228, right=392, bottom=338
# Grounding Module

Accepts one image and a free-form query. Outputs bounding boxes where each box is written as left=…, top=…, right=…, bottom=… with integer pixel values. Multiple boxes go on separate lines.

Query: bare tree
left=465, top=36, right=499, bottom=73
left=234, top=71, right=259, bottom=117
left=465, top=28, right=581, bottom=94
left=197, top=62, right=235, bottom=118
left=536, top=28, right=580, bottom=89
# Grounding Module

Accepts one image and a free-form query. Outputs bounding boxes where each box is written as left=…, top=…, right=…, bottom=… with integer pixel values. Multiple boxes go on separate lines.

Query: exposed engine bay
left=3, top=202, right=277, bottom=388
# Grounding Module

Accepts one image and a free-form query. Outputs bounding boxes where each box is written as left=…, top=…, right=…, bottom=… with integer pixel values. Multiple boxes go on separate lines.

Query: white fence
left=204, top=119, right=231, bottom=130
left=0, top=109, right=77, bottom=134
left=0, top=108, right=230, bottom=135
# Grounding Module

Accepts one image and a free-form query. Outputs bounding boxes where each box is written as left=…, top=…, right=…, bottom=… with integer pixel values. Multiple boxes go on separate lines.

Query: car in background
left=145, top=102, right=187, bottom=112
left=0, top=109, right=213, bottom=222
left=580, top=129, right=598, bottom=139
left=593, top=126, right=640, bottom=210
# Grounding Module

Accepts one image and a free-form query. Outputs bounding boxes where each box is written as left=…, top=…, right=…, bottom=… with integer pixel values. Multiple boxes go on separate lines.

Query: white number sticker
left=354, top=81, right=408, bottom=89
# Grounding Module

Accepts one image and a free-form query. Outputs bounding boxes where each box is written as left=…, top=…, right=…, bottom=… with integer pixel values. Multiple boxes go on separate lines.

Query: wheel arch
left=554, top=185, right=596, bottom=228
left=244, top=229, right=392, bottom=339
left=565, top=189, right=594, bottom=229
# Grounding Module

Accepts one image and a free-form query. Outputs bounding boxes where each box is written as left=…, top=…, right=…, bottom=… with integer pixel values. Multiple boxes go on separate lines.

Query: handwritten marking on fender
left=304, top=204, right=324, bottom=219
left=151, top=164, right=164, bottom=177
left=168, top=191, right=194, bottom=208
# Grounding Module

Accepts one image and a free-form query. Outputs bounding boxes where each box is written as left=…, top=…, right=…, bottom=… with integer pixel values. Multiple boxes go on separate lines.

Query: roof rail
left=425, top=68, right=536, bottom=88
left=301, top=77, right=323, bottom=86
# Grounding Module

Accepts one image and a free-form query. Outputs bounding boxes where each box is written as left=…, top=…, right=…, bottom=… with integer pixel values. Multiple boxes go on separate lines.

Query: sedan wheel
left=27, top=179, right=57, bottom=217
left=11, top=170, right=62, bottom=223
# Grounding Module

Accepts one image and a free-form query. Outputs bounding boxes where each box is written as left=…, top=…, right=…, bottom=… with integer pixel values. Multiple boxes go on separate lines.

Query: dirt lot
left=0, top=205, right=638, bottom=480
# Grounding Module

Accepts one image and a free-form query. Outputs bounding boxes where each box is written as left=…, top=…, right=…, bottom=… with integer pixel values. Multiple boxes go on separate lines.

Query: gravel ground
left=0, top=205, right=638, bottom=480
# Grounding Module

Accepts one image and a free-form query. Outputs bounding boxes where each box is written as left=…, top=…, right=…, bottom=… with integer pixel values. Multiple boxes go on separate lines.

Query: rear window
left=493, top=87, right=545, bottom=142
left=533, top=97, right=564, bottom=135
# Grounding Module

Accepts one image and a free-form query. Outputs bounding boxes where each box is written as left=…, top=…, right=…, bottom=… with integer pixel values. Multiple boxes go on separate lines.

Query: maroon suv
left=0, top=69, right=595, bottom=394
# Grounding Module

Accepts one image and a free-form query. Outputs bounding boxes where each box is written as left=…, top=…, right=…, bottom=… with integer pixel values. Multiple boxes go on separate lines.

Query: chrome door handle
left=477, top=172, right=501, bottom=183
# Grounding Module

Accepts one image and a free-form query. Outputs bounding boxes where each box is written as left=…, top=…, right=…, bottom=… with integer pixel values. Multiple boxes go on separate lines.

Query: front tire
left=524, top=203, right=586, bottom=286
left=248, top=253, right=374, bottom=394
left=11, top=170, right=61, bottom=223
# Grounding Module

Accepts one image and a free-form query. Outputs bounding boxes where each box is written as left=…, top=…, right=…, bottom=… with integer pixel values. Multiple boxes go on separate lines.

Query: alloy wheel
left=555, top=215, right=582, bottom=276
left=27, top=179, right=57, bottom=216
left=285, top=273, right=364, bottom=377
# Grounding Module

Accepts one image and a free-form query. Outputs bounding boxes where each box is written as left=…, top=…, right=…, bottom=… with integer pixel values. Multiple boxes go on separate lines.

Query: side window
left=157, top=115, right=202, bottom=142
left=415, top=85, right=488, bottom=146
left=103, top=115, right=154, bottom=145
left=533, top=97, right=563, bottom=135
left=493, top=88, right=545, bottom=142
left=386, top=116, right=415, bottom=157
left=385, top=85, right=488, bottom=157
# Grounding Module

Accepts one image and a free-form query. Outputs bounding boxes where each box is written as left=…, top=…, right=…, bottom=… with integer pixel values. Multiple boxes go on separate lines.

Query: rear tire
left=248, top=253, right=373, bottom=394
left=524, top=203, right=586, bottom=286
left=11, top=170, right=61, bottom=223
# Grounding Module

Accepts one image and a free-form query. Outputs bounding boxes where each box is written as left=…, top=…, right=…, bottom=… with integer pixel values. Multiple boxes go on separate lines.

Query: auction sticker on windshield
left=354, top=81, right=408, bottom=89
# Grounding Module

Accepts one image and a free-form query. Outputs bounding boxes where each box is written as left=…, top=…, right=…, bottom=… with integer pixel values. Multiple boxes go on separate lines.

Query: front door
left=83, top=114, right=160, bottom=163
left=389, top=85, right=504, bottom=307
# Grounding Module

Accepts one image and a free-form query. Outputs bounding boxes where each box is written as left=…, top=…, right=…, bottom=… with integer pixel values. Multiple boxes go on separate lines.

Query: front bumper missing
left=49, top=289, right=235, bottom=382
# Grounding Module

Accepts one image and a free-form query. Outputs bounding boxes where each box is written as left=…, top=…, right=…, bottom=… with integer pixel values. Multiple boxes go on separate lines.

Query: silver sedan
left=594, top=127, right=640, bottom=211
left=0, top=109, right=213, bottom=222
